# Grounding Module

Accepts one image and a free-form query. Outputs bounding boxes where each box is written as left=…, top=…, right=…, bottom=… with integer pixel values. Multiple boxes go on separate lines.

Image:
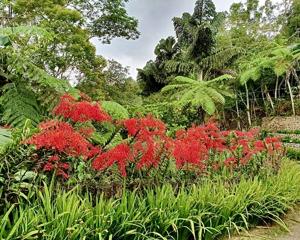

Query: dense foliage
left=137, top=0, right=299, bottom=129
left=0, top=0, right=300, bottom=239
left=19, top=95, right=283, bottom=187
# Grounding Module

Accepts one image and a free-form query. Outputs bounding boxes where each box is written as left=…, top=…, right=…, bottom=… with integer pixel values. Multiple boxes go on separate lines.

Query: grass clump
left=1, top=159, right=300, bottom=240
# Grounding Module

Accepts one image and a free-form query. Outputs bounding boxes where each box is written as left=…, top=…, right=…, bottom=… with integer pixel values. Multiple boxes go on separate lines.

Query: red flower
left=92, top=143, right=132, bottom=177
left=224, top=157, right=236, bottom=167
left=53, top=94, right=111, bottom=123
left=49, top=155, right=60, bottom=162
left=43, top=159, right=70, bottom=179
left=254, top=140, right=265, bottom=151
left=43, top=162, right=54, bottom=171
left=25, top=120, right=93, bottom=159
left=78, top=126, right=95, bottom=138
left=265, top=137, right=280, bottom=144
left=123, top=115, right=170, bottom=170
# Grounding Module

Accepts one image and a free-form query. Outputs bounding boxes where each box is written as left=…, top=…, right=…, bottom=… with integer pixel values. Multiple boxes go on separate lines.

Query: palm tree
left=161, top=74, right=234, bottom=117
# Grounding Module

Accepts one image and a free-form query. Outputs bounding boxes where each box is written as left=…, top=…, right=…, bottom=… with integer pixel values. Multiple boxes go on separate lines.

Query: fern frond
left=174, top=76, right=200, bottom=84
left=208, top=74, right=234, bottom=84
left=0, top=83, right=42, bottom=128
left=164, top=60, right=195, bottom=74
left=199, top=47, right=244, bottom=69
left=0, top=128, right=12, bottom=150
left=206, top=87, right=226, bottom=105
left=240, top=67, right=261, bottom=85
left=162, top=74, right=233, bottom=115
left=161, top=84, right=187, bottom=93
left=194, top=92, right=216, bottom=115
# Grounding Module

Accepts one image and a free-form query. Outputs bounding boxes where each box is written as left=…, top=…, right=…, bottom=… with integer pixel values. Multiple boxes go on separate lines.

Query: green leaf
left=0, top=35, right=11, bottom=47
left=101, top=101, right=129, bottom=120
left=0, top=128, right=12, bottom=150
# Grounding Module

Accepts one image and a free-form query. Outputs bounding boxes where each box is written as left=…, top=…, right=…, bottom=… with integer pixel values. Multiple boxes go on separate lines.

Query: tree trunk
left=252, top=90, right=257, bottom=119
left=261, top=86, right=267, bottom=115
left=198, top=70, right=203, bottom=81
left=286, top=73, right=295, bottom=116
left=292, top=69, right=300, bottom=98
left=278, top=79, right=285, bottom=98
left=245, top=83, right=252, bottom=127
left=197, top=107, right=205, bottom=124
left=235, top=98, right=241, bottom=130
left=275, top=76, right=279, bottom=99
left=265, top=86, right=274, bottom=111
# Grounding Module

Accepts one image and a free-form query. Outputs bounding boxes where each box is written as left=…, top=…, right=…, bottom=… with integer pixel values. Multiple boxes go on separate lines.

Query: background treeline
left=0, top=0, right=299, bottom=132
left=136, top=0, right=300, bottom=130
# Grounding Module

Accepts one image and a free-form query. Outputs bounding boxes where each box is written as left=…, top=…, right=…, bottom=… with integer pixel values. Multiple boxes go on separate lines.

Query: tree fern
left=199, top=47, right=244, bottom=69
left=162, top=74, right=234, bottom=115
left=0, top=83, right=42, bottom=128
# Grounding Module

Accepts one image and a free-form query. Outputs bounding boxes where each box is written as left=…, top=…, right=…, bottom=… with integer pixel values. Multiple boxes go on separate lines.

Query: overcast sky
left=93, top=0, right=242, bottom=78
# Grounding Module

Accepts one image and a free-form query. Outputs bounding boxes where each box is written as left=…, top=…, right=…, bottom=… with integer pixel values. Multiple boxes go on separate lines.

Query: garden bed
left=1, top=160, right=300, bottom=240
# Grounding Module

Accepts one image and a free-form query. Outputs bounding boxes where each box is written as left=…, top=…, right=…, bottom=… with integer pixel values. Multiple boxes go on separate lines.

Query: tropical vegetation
left=0, top=0, right=299, bottom=239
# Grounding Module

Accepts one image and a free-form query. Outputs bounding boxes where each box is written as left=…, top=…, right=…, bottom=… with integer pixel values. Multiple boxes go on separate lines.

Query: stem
left=275, top=76, right=279, bottom=99
left=265, top=86, right=274, bottom=111
left=286, top=73, right=295, bottom=116
left=235, top=98, right=241, bottom=130
left=245, top=83, right=252, bottom=127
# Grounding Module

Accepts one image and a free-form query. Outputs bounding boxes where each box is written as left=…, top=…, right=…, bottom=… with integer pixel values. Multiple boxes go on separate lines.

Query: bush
left=286, top=148, right=300, bottom=160
left=277, top=130, right=300, bottom=135
left=1, top=160, right=299, bottom=240
left=0, top=94, right=279, bottom=195
left=0, top=94, right=285, bottom=204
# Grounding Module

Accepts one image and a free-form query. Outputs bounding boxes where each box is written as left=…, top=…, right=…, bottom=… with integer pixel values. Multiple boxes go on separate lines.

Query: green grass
left=1, top=160, right=300, bottom=240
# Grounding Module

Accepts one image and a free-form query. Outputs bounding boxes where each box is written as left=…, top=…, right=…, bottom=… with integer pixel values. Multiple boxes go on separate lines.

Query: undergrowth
left=1, top=159, right=300, bottom=240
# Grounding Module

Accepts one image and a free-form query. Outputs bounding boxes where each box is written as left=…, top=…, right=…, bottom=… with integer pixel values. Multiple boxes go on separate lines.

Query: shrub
left=21, top=94, right=283, bottom=192
left=286, top=148, right=300, bottom=160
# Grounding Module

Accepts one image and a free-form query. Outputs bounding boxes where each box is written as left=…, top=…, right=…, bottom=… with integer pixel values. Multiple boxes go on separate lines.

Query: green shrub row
left=1, top=160, right=300, bottom=240
left=277, top=130, right=300, bottom=135
left=286, top=148, right=300, bottom=160
left=282, top=136, right=300, bottom=144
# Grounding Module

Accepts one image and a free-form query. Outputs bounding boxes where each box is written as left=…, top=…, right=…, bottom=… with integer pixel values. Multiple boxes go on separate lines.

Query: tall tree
left=0, top=27, right=76, bottom=127
left=0, top=0, right=139, bottom=95
left=282, top=0, right=300, bottom=38
left=138, top=0, right=229, bottom=95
